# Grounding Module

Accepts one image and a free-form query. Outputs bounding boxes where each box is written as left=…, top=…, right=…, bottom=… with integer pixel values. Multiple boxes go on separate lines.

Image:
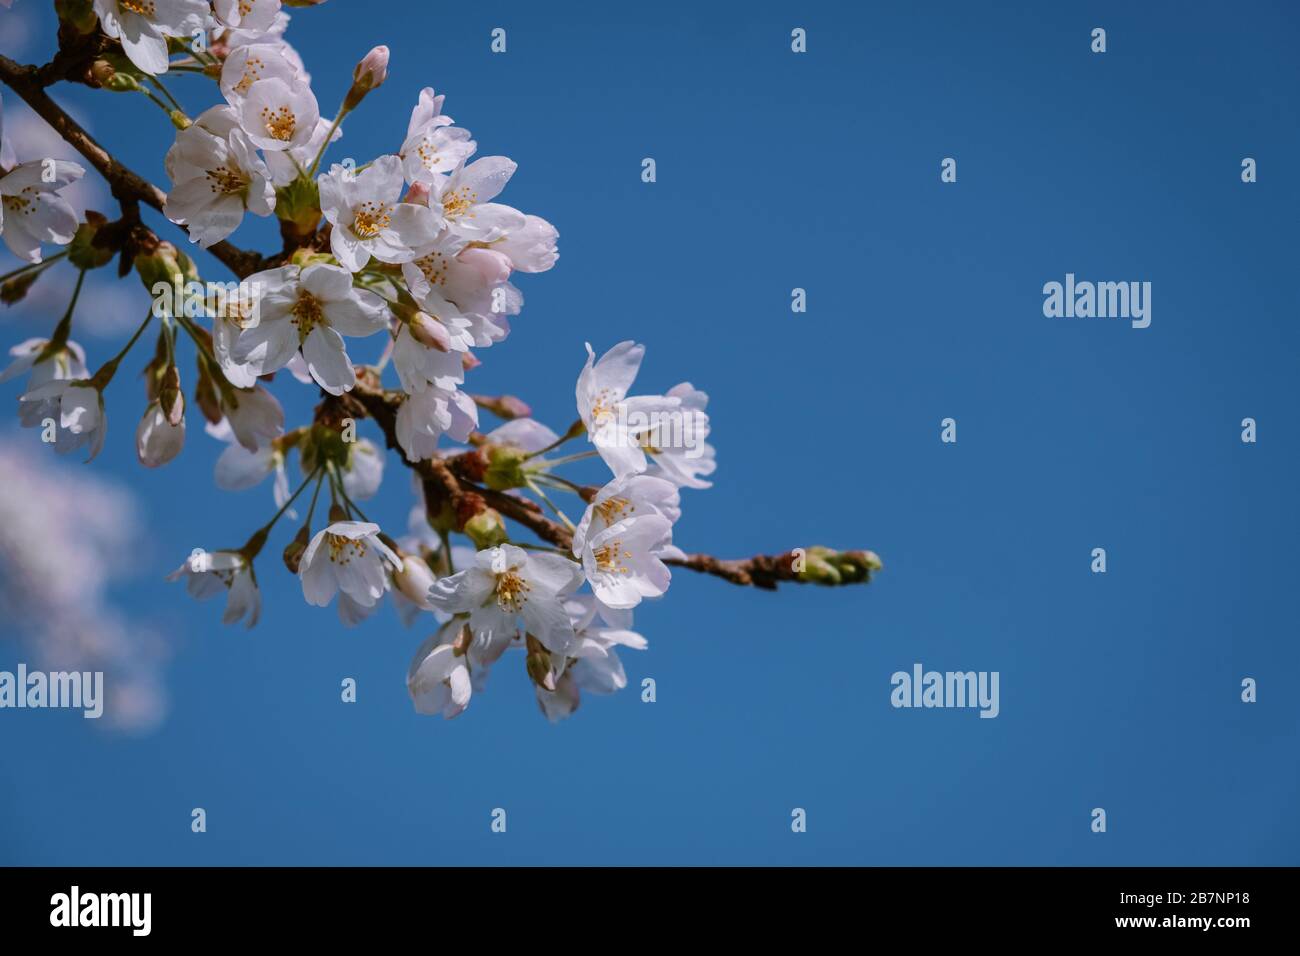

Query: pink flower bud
left=409, top=312, right=452, bottom=352
left=353, top=45, right=389, bottom=89
left=403, top=181, right=432, bottom=205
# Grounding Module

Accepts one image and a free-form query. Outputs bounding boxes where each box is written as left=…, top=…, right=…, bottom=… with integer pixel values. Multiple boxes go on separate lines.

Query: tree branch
left=347, top=376, right=880, bottom=589
left=0, top=53, right=263, bottom=279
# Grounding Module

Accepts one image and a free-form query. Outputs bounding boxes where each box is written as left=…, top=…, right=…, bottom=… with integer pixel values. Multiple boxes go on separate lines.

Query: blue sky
left=1, top=0, right=1298, bottom=865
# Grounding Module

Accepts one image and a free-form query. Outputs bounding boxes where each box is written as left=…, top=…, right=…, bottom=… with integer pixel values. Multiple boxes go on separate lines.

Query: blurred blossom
left=0, top=436, right=169, bottom=731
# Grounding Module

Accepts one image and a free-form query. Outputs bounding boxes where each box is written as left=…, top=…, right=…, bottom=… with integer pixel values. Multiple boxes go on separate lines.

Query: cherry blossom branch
left=3, top=41, right=881, bottom=595
left=0, top=53, right=263, bottom=279
left=345, top=377, right=880, bottom=589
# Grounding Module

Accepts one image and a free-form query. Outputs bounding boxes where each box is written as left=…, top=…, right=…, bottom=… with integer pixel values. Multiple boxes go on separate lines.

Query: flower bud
left=463, top=508, right=508, bottom=550
left=403, top=182, right=431, bottom=205
left=104, top=72, right=142, bottom=93
left=67, top=212, right=116, bottom=271
left=476, top=394, right=531, bottom=420
left=343, top=46, right=389, bottom=110
left=393, top=555, right=436, bottom=609
left=283, top=524, right=312, bottom=574
left=408, top=311, right=451, bottom=351
left=484, top=444, right=530, bottom=491
left=159, top=364, right=185, bottom=426
left=89, top=59, right=116, bottom=88
left=1, top=269, right=43, bottom=305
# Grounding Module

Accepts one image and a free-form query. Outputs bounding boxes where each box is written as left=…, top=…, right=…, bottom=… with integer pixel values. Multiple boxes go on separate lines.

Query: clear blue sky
left=2, top=0, right=1298, bottom=865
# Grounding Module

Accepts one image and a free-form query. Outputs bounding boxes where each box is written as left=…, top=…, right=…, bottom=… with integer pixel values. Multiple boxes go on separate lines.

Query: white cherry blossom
left=0, top=105, right=86, bottom=263
left=299, top=520, right=401, bottom=610
left=428, top=544, right=583, bottom=657
left=136, top=400, right=185, bottom=467
left=164, top=105, right=275, bottom=248
left=398, top=87, right=475, bottom=184
left=219, top=382, right=284, bottom=452
left=19, top=379, right=105, bottom=460
left=394, top=383, right=476, bottom=463
left=576, top=340, right=680, bottom=478
left=233, top=262, right=388, bottom=395
left=214, top=0, right=280, bottom=35
left=91, top=0, right=209, bottom=75
left=167, top=548, right=260, bottom=628
left=236, top=76, right=320, bottom=152
left=318, top=155, right=439, bottom=271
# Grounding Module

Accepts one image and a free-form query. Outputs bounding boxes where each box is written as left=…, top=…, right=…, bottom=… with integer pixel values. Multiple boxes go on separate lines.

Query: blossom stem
left=532, top=448, right=599, bottom=469
left=439, top=528, right=454, bottom=574
left=148, top=76, right=184, bottom=113
left=307, top=107, right=349, bottom=178
left=0, top=252, right=66, bottom=285
left=522, top=419, right=586, bottom=460
left=258, top=465, right=323, bottom=539
left=91, top=308, right=153, bottom=387
left=304, top=469, right=326, bottom=527
left=331, top=462, right=371, bottom=521
left=45, top=267, right=85, bottom=350
left=532, top=472, right=588, bottom=497
left=525, top=477, right=575, bottom=533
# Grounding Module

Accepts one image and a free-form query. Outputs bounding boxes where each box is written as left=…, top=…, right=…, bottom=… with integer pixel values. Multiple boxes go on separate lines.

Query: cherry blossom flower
left=394, top=383, right=476, bottom=462
left=220, top=41, right=302, bottom=104
left=534, top=595, right=647, bottom=720
left=428, top=544, right=584, bottom=657
left=318, top=155, right=439, bottom=272
left=136, top=400, right=185, bottom=467
left=164, top=105, right=276, bottom=248
left=219, top=382, right=284, bottom=452
left=0, top=101, right=86, bottom=262
left=398, top=87, right=475, bottom=184
left=427, top=157, right=526, bottom=246
left=576, top=340, right=680, bottom=478
left=2, top=337, right=87, bottom=409
left=91, top=0, right=209, bottom=75
left=167, top=548, right=261, bottom=628
left=19, top=379, right=106, bottom=460
left=642, top=382, right=717, bottom=489
left=263, top=116, right=339, bottom=187
left=494, top=214, right=560, bottom=273
left=299, top=520, right=401, bottom=610
left=210, top=421, right=293, bottom=514
left=401, top=239, right=517, bottom=344
left=214, top=0, right=281, bottom=35
left=406, top=621, right=476, bottom=719
left=570, top=473, right=681, bottom=612
left=233, top=262, right=388, bottom=395
left=236, top=77, right=320, bottom=152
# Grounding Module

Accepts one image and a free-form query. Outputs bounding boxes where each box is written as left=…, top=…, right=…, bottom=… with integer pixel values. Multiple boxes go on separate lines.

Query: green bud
left=104, top=73, right=142, bottom=93
left=463, top=509, right=508, bottom=550
left=484, top=444, right=531, bottom=491
left=275, top=176, right=322, bottom=240
left=67, top=214, right=116, bottom=271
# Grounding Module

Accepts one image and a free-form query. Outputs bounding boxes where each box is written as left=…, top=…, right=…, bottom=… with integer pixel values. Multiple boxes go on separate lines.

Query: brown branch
left=348, top=376, right=880, bottom=589
left=0, top=53, right=263, bottom=279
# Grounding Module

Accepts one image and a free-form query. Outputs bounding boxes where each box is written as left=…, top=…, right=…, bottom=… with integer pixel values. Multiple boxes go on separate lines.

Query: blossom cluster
left=0, top=1, right=717, bottom=722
